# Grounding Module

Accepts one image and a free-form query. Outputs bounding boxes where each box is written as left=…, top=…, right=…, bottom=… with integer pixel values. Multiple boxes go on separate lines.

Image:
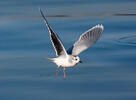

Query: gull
left=39, top=9, right=104, bottom=79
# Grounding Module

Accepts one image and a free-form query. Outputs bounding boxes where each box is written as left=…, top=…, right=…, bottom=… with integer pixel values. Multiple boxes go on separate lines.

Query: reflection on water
left=0, top=0, right=136, bottom=100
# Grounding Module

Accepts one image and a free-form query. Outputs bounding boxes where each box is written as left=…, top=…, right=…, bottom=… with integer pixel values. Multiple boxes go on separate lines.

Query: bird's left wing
left=40, top=8, right=67, bottom=56
left=67, top=25, right=104, bottom=56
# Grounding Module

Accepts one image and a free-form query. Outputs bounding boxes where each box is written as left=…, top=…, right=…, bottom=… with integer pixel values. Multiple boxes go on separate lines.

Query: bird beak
left=79, top=61, right=82, bottom=63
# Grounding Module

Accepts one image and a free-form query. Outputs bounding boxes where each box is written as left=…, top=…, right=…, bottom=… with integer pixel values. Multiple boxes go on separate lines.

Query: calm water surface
left=0, top=0, right=136, bottom=100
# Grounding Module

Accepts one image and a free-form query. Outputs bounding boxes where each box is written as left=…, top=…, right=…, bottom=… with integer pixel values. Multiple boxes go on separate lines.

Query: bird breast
left=54, top=55, right=76, bottom=67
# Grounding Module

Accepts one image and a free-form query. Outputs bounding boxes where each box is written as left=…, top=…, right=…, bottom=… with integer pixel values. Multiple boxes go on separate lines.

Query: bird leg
left=63, top=67, right=66, bottom=80
left=55, top=67, right=59, bottom=77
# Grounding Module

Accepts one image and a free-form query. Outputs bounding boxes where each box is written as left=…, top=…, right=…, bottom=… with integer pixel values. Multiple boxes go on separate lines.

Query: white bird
left=40, top=9, right=104, bottom=79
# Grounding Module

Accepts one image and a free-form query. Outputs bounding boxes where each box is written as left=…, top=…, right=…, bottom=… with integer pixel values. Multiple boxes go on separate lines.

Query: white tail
left=46, top=57, right=55, bottom=62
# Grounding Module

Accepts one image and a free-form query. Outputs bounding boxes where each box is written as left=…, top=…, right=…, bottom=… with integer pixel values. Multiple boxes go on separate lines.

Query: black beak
left=79, top=61, right=82, bottom=63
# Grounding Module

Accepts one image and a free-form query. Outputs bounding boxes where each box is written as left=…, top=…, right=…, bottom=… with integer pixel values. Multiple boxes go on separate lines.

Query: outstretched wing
left=67, top=25, right=104, bottom=56
left=39, top=8, right=67, bottom=56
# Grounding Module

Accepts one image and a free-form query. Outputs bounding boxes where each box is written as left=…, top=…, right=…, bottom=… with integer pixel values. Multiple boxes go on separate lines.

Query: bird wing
left=40, top=9, right=67, bottom=56
left=67, top=25, right=104, bottom=56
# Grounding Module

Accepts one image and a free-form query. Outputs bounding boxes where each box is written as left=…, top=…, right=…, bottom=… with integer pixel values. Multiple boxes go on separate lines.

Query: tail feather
left=46, top=57, right=55, bottom=62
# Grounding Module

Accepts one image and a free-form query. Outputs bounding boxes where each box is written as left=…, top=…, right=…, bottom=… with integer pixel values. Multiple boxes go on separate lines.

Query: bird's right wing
left=39, top=9, right=67, bottom=56
left=68, top=25, right=104, bottom=56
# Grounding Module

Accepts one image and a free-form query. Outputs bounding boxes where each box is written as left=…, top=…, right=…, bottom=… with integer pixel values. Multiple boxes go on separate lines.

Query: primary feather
left=68, top=24, right=104, bottom=56
left=39, top=8, right=67, bottom=56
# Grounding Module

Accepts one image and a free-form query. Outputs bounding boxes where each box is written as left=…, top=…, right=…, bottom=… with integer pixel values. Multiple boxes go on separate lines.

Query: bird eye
left=75, top=59, right=77, bottom=60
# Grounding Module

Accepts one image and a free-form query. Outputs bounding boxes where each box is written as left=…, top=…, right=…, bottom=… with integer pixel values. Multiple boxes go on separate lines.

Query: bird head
left=72, top=56, right=82, bottom=64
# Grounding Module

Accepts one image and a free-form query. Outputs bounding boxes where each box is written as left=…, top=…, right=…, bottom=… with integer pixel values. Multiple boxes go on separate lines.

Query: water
left=0, top=0, right=136, bottom=100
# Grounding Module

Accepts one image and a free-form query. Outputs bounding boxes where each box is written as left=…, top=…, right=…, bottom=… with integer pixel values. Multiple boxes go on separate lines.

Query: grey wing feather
left=39, top=8, right=67, bottom=56
left=71, top=24, right=104, bottom=56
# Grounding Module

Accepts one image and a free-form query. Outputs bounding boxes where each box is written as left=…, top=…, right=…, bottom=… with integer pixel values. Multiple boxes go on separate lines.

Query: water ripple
left=117, top=33, right=136, bottom=46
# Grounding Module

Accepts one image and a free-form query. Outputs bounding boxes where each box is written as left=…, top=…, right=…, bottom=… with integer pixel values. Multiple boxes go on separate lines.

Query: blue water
left=0, top=0, right=136, bottom=100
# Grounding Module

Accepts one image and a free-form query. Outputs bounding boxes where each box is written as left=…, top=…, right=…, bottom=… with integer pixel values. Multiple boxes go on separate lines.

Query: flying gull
left=39, top=9, right=104, bottom=79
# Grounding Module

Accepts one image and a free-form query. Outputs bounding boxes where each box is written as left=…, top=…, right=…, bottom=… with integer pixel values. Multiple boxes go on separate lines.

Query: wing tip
left=39, top=7, right=44, bottom=17
left=96, top=24, right=104, bottom=30
left=39, top=8, right=48, bottom=25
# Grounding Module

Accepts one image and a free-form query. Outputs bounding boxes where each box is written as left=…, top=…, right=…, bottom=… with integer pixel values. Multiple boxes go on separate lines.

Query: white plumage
left=40, top=9, right=104, bottom=79
left=72, top=24, right=103, bottom=55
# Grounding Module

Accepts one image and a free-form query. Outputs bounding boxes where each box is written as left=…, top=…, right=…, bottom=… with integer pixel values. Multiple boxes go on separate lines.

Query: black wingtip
left=39, top=8, right=52, bottom=30
left=39, top=8, right=45, bottom=20
left=39, top=8, right=44, bottom=16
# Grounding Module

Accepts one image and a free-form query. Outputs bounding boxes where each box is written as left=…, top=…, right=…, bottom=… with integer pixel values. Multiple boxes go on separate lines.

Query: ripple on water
left=117, top=33, right=136, bottom=46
